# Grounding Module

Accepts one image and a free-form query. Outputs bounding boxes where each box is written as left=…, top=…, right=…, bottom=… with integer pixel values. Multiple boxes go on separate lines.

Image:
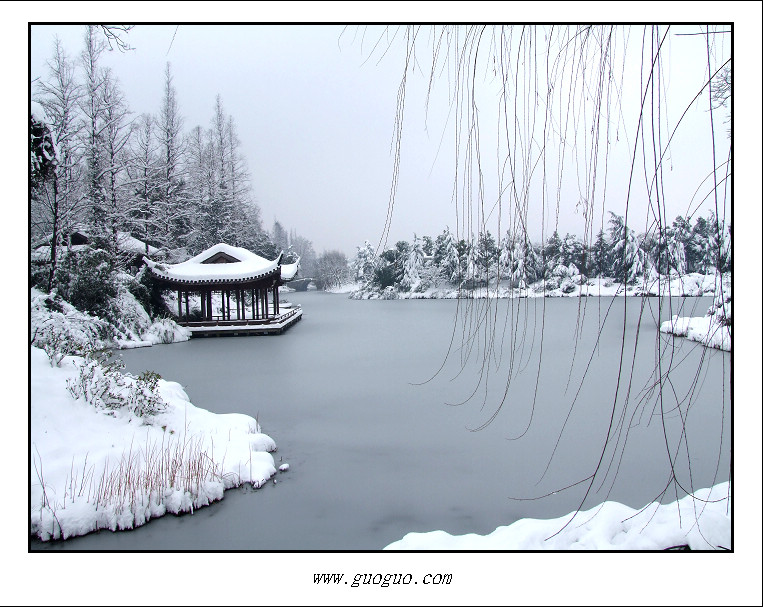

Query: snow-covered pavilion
left=143, top=243, right=302, bottom=336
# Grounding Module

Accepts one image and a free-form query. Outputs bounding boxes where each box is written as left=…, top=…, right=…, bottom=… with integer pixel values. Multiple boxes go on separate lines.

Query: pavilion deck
left=182, top=307, right=303, bottom=337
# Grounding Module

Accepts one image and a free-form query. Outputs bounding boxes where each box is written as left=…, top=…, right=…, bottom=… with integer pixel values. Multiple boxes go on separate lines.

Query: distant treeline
left=352, top=211, right=731, bottom=292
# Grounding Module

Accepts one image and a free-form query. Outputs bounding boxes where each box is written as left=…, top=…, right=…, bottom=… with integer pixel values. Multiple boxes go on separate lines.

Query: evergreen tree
left=542, top=230, right=562, bottom=277
left=669, top=216, right=693, bottom=272
left=523, top=241, right=542, bottom=284
left=443, top=230, right=462, bottom=284
left=373, top=248, right=398, bottom=288
left=590, top=229, right=609, bottom=277
left=559, top=233, right=586, bottom=275
left=30, top=114, right=56, bottom=190
left=400, top=234, right=424, bottom=292
left=352, top=240, right=377, bottom=283
left=421, top=235, right=434, bottom=256
left=609, top=212, right=645, bottom=284
left=688, top=215, right=708, bottom=273
left=474, top=230, right=498, bottom=282
left=667, top=227, right=688, bottom=274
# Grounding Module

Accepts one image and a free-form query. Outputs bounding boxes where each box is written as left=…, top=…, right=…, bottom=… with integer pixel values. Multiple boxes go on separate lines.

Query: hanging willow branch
left=357, top=24, right=731, bottom=538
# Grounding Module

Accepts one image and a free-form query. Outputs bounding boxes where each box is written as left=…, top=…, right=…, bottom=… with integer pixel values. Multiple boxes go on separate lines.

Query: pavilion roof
left=143, top=243, right=299, bottom=286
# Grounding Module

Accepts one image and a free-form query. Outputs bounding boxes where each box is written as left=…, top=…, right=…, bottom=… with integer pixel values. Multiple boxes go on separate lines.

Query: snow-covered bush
left=560, top=277, right=577, bottom=294
left=66, top=350, right=166, bottom=419
left=31, top=290, right=113, bottom=366
left=381, top=286, right=398, bottom=300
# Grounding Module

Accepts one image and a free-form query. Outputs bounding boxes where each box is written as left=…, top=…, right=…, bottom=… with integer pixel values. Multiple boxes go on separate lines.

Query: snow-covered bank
left=385, top=482, right=731, bottom=550
left=30, top=345, right=279, bottom=541
left=349, top=271, right=727, bottom=300
left=660, top=315, right=731, bottom=351
left=659, top=274, right=732, bottom=351
left=31, top=286, right=190, bottom=353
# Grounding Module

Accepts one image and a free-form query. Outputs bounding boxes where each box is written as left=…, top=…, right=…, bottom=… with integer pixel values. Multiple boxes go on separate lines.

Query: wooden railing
left=181, top=307, right=300, bottom=328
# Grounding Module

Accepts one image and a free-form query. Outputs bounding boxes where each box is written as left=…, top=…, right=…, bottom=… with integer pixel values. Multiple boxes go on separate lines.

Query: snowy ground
left=660, top=314, right=731, bottom=351
left=325, top=281, right=358, bottom=294
left=30, top=345, right=280, bottom=541
left=385, top=483, right=730, bottom=550
left=659, top=273, right=732, bottom=351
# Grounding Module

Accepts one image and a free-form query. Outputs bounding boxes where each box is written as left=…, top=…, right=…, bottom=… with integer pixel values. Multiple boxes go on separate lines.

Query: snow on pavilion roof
left=144, top=243, right=299, bottom=285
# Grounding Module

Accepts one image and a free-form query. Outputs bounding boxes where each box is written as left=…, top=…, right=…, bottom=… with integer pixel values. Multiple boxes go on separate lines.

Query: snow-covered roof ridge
left=144, top=243, right=298, bottom=285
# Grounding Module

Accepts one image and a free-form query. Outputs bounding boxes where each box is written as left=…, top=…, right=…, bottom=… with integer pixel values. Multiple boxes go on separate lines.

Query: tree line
left=30, top=26, right=338, bottom=295
left=352, top=211, right=731, bottom=294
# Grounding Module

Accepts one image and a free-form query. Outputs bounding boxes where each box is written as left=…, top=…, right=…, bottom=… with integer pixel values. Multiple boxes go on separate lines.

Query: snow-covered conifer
left=400, top=234, right=424, bottom=291
left=352, top=240, right=377, bottom=283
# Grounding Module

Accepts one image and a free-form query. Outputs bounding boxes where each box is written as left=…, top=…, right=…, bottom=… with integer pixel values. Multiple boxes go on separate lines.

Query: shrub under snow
left=31, top=284, right=190, bottom=359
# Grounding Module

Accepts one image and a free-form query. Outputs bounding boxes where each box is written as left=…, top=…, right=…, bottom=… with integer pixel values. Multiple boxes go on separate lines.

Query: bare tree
left=98, top=25, right=134, bottom=52
left=155, top=62, right=188, bottom=251
left=126, top=113, right=161, bottom=254
left=79, top=25, right=109, bottom=236
left=33, top=37, right=86, bottom=290
left=316, top=250, right=350, bottom=290
left=99, top=68, right=135, bottom=263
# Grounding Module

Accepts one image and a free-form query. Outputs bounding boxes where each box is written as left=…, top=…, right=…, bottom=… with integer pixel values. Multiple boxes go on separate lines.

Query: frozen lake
left=33, top=292, right=730, bottom=550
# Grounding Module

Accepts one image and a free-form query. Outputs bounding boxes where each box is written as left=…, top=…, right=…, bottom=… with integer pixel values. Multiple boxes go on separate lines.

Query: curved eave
left=144, top=259, right=282, bottom=289
left=280, top=259, right=300, bottom=281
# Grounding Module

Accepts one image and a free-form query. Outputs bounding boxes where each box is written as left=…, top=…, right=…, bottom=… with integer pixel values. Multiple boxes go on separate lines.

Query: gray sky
left=30, top=22, right=735, bottom=257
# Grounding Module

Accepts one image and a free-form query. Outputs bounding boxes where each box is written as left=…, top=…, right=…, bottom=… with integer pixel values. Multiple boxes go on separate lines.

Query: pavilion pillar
left=177, top=289, right=182, bottom=319
left=207, top=290, right=213, bottom=321
left=263, top=288, right=269, bottom=319
left=185, top=292, right=189, bottom=320
left=274, top=284, right=279, bottom=315
left=251, top=289, right=255, bottom=320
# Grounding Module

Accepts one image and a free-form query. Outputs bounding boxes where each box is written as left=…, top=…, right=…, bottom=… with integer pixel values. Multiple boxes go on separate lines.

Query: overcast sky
left=30, top=21, right=736, bottom=257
